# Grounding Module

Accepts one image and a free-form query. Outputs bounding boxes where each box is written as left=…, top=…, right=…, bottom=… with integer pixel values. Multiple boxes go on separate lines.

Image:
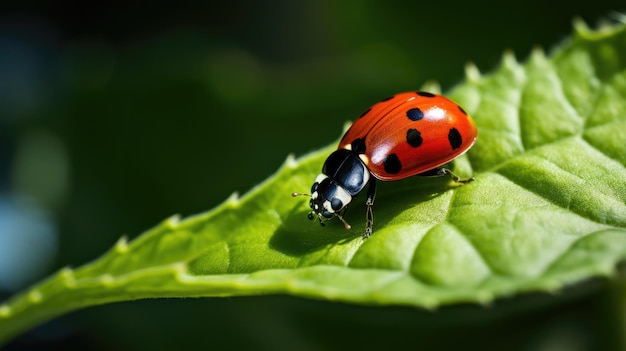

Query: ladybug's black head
left=292, top=174, right=352, bottom=230
left=310, top=174, right=352, bottom=218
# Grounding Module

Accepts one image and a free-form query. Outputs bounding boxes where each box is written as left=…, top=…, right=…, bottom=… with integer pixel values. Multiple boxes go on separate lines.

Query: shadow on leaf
left=271, top=174, right=461, bottom=257
left=270, top=203, right=361, bottom=256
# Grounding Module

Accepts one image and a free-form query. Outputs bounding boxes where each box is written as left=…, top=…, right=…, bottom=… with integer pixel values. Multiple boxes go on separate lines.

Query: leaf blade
left=3, top=20, right=626, bottom=345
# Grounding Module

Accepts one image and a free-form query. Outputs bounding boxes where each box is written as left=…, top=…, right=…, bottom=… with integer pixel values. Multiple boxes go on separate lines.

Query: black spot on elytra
left=406, top=129, right=423, bottom=148
left=406, top=108, right=424, bottom=121
left=417, top=91, right=435, bottom=98
left=358, top=107, right=371, bottom=119
left=383, top=154, right=402, bottom=174
left=351, top=137, right=367, bottom=154
left=457, top=104, right=467, bottom=115
left=448, top=128, right=462, bottom=149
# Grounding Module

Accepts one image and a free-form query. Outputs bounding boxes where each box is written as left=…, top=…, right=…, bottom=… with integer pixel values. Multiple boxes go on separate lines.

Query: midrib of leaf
left=2, top=19, right=626, bottom=345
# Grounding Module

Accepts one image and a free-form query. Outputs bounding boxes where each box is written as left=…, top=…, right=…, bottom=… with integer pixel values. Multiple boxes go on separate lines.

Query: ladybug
left=293, top=91, right=478, bottom=238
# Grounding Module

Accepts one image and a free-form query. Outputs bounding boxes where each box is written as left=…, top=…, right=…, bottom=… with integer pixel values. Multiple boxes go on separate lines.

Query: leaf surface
left=2, top=19, right=626, bottom=344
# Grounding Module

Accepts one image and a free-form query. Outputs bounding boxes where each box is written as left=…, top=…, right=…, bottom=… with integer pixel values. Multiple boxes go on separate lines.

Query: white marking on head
left=321, top=185, right=353, bottom=214
left=322, top=200, right=333, bottom=214
left=333, top=186, right=352, bottom=209
left=315, top=174, right=328, bottom=184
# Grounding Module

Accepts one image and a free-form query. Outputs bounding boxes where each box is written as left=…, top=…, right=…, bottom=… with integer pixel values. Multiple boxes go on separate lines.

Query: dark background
left=1, top=1, right=624, bottom=350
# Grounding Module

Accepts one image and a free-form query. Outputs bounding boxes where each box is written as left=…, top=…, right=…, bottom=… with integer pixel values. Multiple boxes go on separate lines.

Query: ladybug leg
left=364, top=179, right=377, bottom=238
left=418, top=168, right=474, bottom=184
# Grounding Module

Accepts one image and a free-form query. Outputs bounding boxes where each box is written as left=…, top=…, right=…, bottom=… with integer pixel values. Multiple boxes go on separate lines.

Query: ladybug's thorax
left=308, top=149, right=371, bottom=220
left=321, top=149, right=370, bottom=195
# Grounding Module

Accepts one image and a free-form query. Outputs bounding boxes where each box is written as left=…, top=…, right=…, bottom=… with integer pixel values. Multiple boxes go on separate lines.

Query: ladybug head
left=292, top=174, right=352, bottom=230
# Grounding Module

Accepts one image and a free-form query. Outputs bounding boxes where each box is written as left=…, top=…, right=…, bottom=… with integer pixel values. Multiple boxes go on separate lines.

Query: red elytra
left=338, top=91, right=478, bottom=181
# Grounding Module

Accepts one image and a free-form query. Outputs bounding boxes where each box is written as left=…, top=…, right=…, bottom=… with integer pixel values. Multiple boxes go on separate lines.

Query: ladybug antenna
left=335, top=213, right=352, bottom=230
left=291, top=192, right=310, bottom=197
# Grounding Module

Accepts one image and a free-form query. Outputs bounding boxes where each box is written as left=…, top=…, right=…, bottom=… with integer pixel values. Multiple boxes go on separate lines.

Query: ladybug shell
left=339, top=91, right=477, bottom=181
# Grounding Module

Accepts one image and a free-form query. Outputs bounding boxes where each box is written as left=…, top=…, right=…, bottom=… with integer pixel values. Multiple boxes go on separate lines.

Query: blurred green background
left=1, top=1, right=625, bottom=350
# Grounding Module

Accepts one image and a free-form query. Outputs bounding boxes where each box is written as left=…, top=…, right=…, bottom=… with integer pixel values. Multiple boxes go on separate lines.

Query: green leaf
left=2, top=19, right=626, bottom=344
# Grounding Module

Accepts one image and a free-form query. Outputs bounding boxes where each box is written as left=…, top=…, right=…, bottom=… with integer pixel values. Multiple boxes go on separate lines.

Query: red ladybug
left=293, top=91, right=478, bottom=238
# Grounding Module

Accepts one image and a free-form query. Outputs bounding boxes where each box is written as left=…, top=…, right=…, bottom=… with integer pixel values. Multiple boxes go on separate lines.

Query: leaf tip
left=464, top=62, right=481, bottom=82
left=27, top=290, right=43, bottom=304
left=501, top=49, right=518, bottom=67
left=285, top=153, right=298, bottom=168
left=571, top=15, right=625, bottom=40
left=114, top=235, right=129, bottom=253
left=530, top=46, right=547, bottom=62
left=342, top=121, right=353, bottom=133
left=420, top=80, right=442, bottom=94
left=226, top=191, right=240, bottom=206
left=572, top=17, right=590, bottom=36
left=60, top=267, right=77, bottom=287
left=165, top=215, right=181, bottom=228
